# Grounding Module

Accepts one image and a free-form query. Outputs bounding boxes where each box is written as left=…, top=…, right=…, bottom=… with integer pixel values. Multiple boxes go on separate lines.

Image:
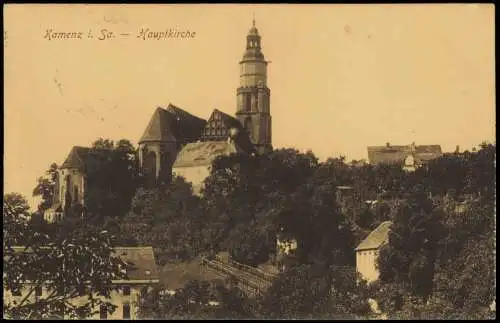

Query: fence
left=200, top=257, right=275, bottom=297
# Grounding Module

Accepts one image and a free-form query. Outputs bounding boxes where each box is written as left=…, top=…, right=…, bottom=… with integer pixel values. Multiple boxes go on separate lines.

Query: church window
left=73, top=186, right=79, bottom=203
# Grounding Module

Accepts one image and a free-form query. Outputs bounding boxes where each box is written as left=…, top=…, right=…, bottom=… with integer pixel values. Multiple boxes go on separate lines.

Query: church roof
left=172, top=141, right=241, bottom=168
left=60, top=146, right=113, bottom=170
left=165, top=104, right=207, bottom=142
left=367, top=144, right=442, bottom=165
left=355, top=221, right=393, bottom=251
left=139, top=104, right=206, bottom=144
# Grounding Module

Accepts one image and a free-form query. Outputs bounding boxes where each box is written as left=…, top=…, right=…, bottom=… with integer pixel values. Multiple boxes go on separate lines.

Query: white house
left=355, top=221, right=392, bottom=284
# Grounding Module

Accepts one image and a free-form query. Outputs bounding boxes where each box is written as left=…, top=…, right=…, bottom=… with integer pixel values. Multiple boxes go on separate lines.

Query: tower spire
left=252, top=13, right=255, bottom=27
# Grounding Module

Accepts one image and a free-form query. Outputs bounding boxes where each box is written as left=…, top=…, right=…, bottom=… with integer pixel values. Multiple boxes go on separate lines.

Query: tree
left=32, top=163, right=59, bottom=215
left=3, top=193, right=126, bottom=319
left=377, top=187, right=444, bottom=300
left=119, top=176, right=204, bottom=264
left=91, top=138, right=114, bottom=149
left=227, top=224, right=272, bottom=266
left=3, top=193, right=32, bottom=247
left=275, top=161, right=356, bottom=267
left=202, top=149, right=320, bottom=266
left=138, top=279, right=256, bottom=319
left=4, top=193, right=31, bottom=220
left=259, top=264, right=371, bottom=319
left=85, top=138, right=139, bottom=220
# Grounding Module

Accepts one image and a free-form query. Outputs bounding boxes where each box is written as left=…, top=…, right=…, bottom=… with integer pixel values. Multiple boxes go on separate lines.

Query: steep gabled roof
left=139, top=105, right=207, bottom=144
left=139, top=107, right=181, bottom=143
left=60, top=146, right=113, bottom=170
left=165, top=104, right=207, bottom=142
left=355, top=221, right=393, bottom=251
left=367, top=144, right=443, bottom=165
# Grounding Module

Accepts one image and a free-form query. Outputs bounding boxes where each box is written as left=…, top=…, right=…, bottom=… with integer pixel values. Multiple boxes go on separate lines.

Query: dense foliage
left=20, top=140, right=495, bottom=319
left=3, top=194, right=125, bottom=319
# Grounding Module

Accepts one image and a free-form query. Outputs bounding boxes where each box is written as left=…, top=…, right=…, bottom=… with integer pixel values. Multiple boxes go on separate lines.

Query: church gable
left=200, top=109, right=243, bottom=141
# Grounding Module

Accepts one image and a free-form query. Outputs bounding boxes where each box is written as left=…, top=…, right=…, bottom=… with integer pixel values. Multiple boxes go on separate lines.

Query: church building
left=138, top=19, right=272, bottom=193
left=43, top=20, right=273, bottom=221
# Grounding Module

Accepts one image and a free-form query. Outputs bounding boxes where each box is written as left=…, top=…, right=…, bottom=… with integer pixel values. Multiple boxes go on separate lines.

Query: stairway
left=200, top=256, right=278, bottom=297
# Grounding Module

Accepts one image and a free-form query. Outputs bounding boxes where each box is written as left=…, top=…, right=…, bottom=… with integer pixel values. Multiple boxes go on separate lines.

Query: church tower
left=236, top=19, right=273, bottom=154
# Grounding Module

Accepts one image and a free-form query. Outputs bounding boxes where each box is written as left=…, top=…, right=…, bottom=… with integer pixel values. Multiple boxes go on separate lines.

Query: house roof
left=60, top=146, right=113, bottom=170
left=139, top=104, right=206, bottom=144
left=9, top=246, right=159, bottom=283
left=367, top=144, right=442, bottom=165
left=113, top=246, right=159, bottom=282
left=355, top=221, right=393, bottom=251
left=172, top=140, right=240, bottom=168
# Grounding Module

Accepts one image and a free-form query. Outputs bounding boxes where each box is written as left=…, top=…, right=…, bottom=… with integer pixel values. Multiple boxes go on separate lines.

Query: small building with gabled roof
left=355, top=221, right=392, bottom=283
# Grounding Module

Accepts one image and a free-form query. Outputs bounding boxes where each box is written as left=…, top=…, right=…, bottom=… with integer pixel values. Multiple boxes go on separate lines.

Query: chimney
left=386, top=142, right=390, bottom=148
left=455, top=145, right=460, bottom=153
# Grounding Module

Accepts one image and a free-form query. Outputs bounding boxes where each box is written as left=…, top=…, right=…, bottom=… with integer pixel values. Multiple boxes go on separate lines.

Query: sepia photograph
left=3, top=3, right=496, bottom=320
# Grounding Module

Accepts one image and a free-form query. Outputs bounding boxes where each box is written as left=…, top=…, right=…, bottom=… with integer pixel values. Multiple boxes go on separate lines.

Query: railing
left=201, top=257, right=275, bottom=297
left=227, top=258, right=278, bottom=282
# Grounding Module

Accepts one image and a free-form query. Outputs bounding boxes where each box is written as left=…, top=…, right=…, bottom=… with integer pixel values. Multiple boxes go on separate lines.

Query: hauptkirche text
left=43, top=28, right=196, bottom=41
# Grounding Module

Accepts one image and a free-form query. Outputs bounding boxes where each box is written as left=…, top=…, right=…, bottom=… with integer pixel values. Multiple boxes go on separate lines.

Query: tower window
left=245, top=94, right=251, bottom=112
left=244, top=117, right=253, bottom=139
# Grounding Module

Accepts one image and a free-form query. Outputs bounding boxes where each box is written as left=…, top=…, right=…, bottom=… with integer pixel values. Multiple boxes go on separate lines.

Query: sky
left=4, top=4, right=496, bottom=209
